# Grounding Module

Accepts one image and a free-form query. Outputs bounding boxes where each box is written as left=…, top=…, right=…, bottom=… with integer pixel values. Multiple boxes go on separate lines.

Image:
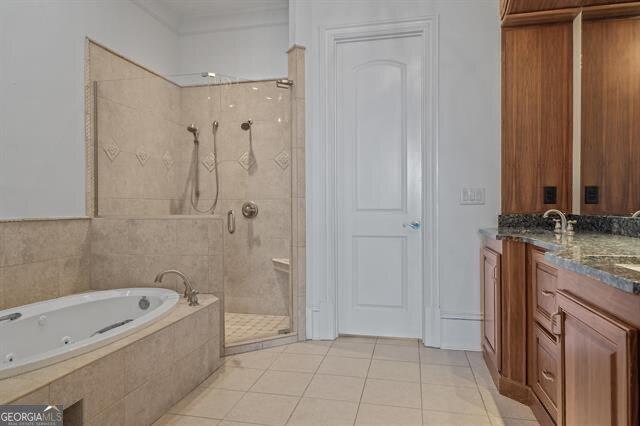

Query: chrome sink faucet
left=543, top=209, right=568, bottom=234
left=154, top=270, right=199, bottom=306
left=632, top=210, right=640, bottom=218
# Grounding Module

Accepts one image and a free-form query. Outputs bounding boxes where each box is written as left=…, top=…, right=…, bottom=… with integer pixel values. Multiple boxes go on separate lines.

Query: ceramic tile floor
left=154, top=336, right=539, bottom=426
left=225, top=313, right=291, bottom=345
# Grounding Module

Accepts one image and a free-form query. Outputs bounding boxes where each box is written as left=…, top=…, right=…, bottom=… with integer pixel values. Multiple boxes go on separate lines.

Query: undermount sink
left=615, top=264, right=640, bottom=273
left=582, top=255, right=640, bottom=272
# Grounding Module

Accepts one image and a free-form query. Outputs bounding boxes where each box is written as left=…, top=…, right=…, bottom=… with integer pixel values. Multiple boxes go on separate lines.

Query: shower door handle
left=227, top=210, right=236, bottom=234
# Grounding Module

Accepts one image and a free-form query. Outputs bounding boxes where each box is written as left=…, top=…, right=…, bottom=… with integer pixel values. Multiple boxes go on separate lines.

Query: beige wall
left=0, top=218, right=91, bottom=311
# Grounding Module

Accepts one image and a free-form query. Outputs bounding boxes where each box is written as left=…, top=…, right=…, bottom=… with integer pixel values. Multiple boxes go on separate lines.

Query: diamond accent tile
left=273, top=150, right=290, bottom=170
left=103, top=142, right=120, bottom=162
left=202, top=152, right=217, bottom=173
left=238, top=151, right=256, bottom=171
left=136, top=147, right=150, bottom=166
left=162, top=151, right=174, bottom=170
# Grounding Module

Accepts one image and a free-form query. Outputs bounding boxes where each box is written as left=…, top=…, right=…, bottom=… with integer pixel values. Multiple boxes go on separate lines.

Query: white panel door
left=337, top=34, right=423, bottom=338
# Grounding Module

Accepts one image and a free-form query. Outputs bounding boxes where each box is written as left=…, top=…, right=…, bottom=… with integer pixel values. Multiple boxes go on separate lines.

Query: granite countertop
left=479, top=227, right=640, bottom=295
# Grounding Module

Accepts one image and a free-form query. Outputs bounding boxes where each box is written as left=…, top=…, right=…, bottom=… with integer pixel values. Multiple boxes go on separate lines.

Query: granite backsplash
left=499, top=214, right=640, bottom=238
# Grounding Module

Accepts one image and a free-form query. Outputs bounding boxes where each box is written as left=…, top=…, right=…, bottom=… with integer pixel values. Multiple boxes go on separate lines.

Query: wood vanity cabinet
left=482, top=240, right=640, bottom=425
left=555, top=290, right=637, bottom=425
left=481, top=246, right=501, bottom=372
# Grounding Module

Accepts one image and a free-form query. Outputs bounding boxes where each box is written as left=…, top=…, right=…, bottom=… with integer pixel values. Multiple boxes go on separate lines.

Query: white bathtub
left=0, top=288, right=179, bottom=379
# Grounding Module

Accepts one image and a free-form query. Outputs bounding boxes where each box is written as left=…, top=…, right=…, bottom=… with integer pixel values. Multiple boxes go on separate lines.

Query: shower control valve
left=242, top=201, right=259, bottom=218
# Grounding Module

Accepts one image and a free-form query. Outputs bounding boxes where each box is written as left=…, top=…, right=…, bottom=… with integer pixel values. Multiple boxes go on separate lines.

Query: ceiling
left=156, top=0, right=286, bottom=21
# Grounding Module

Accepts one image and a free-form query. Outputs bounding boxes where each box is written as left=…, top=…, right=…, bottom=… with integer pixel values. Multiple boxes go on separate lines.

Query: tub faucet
left=543, top=209, right=568, bottom=234
left=632, top=210, right=640, bottom=218
left=154, top=270, right=199, bottom=306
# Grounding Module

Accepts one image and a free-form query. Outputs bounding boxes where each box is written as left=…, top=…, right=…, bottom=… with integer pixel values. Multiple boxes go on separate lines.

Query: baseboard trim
left=439, top=317, right=481, bottom=350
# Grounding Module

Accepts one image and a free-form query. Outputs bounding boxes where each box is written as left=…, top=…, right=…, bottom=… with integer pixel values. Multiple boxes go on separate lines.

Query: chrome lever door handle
left=403, top=221, right=421, bottom=230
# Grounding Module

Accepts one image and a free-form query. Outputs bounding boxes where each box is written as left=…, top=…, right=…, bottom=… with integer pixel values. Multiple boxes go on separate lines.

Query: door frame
left=310, top=16, right=440, bottom=346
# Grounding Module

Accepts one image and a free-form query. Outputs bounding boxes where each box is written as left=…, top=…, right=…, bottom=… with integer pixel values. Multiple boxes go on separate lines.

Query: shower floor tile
left=225, top=312, right=290, bottom=345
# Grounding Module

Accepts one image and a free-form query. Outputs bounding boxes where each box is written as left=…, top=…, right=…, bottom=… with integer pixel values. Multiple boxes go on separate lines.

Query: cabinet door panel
left=557, top=291, right=637, bottom=426
left=502, top=23, right=572, bottom=213
left=482, top=247, right=501, bottom=371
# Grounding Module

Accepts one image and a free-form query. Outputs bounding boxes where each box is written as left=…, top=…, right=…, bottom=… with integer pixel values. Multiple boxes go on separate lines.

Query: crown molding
left=177, top=5, right=288, bottom=36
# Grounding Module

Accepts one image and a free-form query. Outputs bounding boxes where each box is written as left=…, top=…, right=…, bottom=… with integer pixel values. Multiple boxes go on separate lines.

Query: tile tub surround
left=0, top=218, right=91, bottom=311
left=480, top=227, right=640, bottom=294
left=154, top=337, right=536, bottom=425
left=499, top=213, right=640, bottom=238
left=2, top=295, right=221, bottom=426
left=90, top=216, right=223, bottom=295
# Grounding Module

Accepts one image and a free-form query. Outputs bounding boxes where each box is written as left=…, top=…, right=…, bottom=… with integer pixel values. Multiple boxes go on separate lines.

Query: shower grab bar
left=0, top=312, right=21, bottom=323
left=228, top=209, right=236, bottom=234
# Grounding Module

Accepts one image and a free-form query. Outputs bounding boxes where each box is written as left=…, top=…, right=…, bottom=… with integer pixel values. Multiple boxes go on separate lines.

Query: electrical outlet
left=585, top=186, right=599, bottom=204
left=461, top=187, right=486, bottom=205
left=543, top=186, right=557, bottom=204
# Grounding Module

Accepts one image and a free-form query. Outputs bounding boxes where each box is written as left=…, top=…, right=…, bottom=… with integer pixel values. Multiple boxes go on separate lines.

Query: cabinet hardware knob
left=542, top=370, right=555, bottom=381
left=541, top=289, right=555, bottom=297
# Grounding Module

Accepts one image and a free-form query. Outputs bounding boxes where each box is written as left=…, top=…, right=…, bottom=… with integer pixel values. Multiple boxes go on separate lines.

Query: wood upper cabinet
left=481, top=247, right=501, bottom=372
left=502, top=23, right=573, bottom=213
left=581, top=16, right=640, bottom=215
left=556, top=290, right=638, bottom=425
left=501, top=0, right=633, bottom=17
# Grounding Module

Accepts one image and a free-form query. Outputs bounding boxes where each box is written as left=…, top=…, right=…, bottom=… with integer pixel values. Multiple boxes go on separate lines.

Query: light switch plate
left=460, top=187, right=486, bottom=205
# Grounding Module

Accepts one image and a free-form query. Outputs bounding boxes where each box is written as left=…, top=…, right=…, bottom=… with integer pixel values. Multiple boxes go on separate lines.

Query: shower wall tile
left=89, top=217, right=223, bottom=296
left=289, top=45, right=306, bottom=340
left=176, top=219, right=210, bottom=255
left=0, top=219, right=91, bottom=311
left=92, top=44, right=185, bottom=217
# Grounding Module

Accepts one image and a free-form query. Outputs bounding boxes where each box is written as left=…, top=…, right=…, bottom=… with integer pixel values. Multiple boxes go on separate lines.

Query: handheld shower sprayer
left=187, top=124, right=199, bottom=143
left=187, top=121, right=220, bottom=215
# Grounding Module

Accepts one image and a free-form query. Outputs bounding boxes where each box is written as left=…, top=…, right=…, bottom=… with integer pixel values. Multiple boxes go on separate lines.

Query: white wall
left=176, top=7, right=289, bottom=81
left=295, top=0, right=501, bottom=349
left=0, top=1, right=290, bottom=219
left=0, top=0, right=179, bottom=219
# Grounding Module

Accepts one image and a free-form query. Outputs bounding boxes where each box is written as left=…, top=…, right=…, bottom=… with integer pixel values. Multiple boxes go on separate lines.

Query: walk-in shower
left=90, top=42, right=294, bottom=350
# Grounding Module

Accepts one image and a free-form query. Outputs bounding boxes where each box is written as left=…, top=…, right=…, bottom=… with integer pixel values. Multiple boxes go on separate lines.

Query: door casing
left=309, top=16, right=440, bottom=346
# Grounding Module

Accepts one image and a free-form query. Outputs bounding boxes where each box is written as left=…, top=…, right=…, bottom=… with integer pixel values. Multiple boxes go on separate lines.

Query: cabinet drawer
left=533, top=324, right=559, bottom=422
left=531, top=250, right=558, bottom=333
